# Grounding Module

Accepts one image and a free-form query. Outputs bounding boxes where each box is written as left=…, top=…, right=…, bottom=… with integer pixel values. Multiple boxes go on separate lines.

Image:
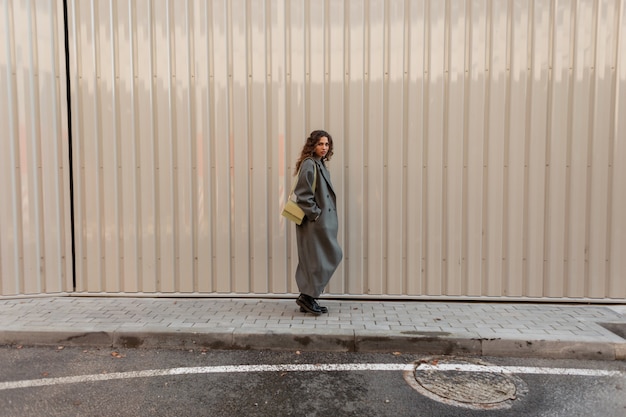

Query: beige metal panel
left=506, top=0, right=530, bottom=297
left=68, top=3, right=92, bottom=291
left=174, top=0, right=196, bottom=293
left=37, top=0, right=72, bottom=295
left=68, top=0, right=170, bottom=293
left=0, top=0, right=72, bottom=296
left=249, top=0, right=270, bottom=294
left=192, top=0, right=213, bottom=293
left=405, top=0, right=426, bottom=296
left=70, top=0, right=101, bottom=292
left=307, top=0, right=325, bottom=128
left=386, top=0, right=407, bottom=295
left=365, top=0, right=385, bottom=295
left=1, top=0, right=21, bottom=295
left=44, top=1, right=72, bottom=294
left=526, top=0, right=551, bottom=297
left=325, top=0, right=346, bottom=295
left=134, top=0, right=159, bottom=293
left=588, top=0, right=619, bottom=297
left=484, top=0, right=507, bottom=296
left=545, top=0, right=572, bottom=297
left=116, top=0, right=140, bottom=293
left=231, top=0, right=252, bottom=293
left=62, top=0, right=626, bottom=301
left=14, top=0, right=43, bottom=293
left=610, top=0, right=626, bottom=298
left=344, top=0, right=367, bottom=295
left=465, top=0, right=488, bottom=297
left=270, top=0, right=289, bottom=294
left=209, top=0, right=233, bottom=293
left=288, top=0, right=317, bottom=296
left=99, top=0, right=122, bottom=293
left=445, top=0, right=466, bottom=296
left=568, top=0, right=594, bottom=298
left=424, top=0, right=446, bottom=296
left=161, top=0, right=194, bottom=294
left=285, top=0, right=307, bottom=296
left=171, top=0, right=192, bottom=293
left=154, top=0, right=177, bottom=292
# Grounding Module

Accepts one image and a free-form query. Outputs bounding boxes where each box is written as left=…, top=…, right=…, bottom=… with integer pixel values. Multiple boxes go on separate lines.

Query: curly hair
left=294, top=130, right=334, bottom=175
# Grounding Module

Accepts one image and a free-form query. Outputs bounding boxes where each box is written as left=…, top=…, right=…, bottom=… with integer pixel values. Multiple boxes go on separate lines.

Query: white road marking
left=415, top=363, right=623, bottom=377
left=0, top=363, right=622, bottom=391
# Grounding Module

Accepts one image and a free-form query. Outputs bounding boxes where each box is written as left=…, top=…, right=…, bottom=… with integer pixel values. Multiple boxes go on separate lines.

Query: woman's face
left=313, top=137, right=330, bottom=159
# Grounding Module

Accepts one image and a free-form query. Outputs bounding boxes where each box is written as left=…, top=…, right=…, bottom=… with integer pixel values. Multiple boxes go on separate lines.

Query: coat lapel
left=313, top=159, right=335, bottom=195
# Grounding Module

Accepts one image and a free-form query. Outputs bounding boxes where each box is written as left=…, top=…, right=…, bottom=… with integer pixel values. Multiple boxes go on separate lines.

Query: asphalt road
left=0, top=345, right=624, bottom=416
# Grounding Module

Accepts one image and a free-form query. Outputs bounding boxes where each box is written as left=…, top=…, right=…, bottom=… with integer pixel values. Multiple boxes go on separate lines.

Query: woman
left=292, top=130, right=343, bottom=315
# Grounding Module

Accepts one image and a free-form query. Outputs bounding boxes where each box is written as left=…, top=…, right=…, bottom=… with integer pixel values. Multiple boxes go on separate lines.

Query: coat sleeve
left=294, top=159, right=321, bottom=221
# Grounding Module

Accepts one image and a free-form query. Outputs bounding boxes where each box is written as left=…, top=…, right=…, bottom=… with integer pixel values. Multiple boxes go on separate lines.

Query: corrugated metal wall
left=2, top=0, right=625, bottom=300
left=0, top=0, right=73, bottom=296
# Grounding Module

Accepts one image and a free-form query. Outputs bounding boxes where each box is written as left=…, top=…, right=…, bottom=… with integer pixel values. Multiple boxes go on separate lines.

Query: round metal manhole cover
left=403, top=356, right=528, bottom=410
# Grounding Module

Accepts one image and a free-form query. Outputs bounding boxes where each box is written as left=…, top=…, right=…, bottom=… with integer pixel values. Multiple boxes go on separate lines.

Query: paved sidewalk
left=0, top=297, right=624, bottom=360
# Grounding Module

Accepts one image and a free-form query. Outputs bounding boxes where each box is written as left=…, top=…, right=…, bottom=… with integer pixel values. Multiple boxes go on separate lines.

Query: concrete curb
left=354, top=331, right=482, bottom=356
left=232, top=328, right=355, bottom=352
left=1, top=329, right=624, bottom=360
left=481, top=338, right=619, bottom=361
left=0, top=329, right=114, bottom=347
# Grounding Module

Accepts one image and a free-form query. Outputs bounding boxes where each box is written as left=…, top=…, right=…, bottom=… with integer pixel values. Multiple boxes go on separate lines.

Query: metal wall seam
left=67, top=0, right=81, bottom=294
left=42, top=0, right=69, bottom=293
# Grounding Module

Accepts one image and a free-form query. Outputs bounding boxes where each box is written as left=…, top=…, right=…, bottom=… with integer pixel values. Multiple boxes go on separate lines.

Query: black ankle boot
left=300, top=303, right=328, bottom=314
left=296, top=294, right=322, bottom=315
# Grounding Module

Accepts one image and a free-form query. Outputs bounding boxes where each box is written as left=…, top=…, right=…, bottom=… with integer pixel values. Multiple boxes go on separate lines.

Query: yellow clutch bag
left=281, top=160, right=317, bottom=225
left=281, top=199, right=305, bottom=225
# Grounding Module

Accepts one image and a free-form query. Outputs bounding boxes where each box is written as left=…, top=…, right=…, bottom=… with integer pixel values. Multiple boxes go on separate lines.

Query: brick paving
left=0, top=296, right=624, bottom=360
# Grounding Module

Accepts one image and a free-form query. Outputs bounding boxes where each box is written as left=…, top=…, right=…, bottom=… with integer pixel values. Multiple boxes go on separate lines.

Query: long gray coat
left=294, top=157, right=342, bottom=298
